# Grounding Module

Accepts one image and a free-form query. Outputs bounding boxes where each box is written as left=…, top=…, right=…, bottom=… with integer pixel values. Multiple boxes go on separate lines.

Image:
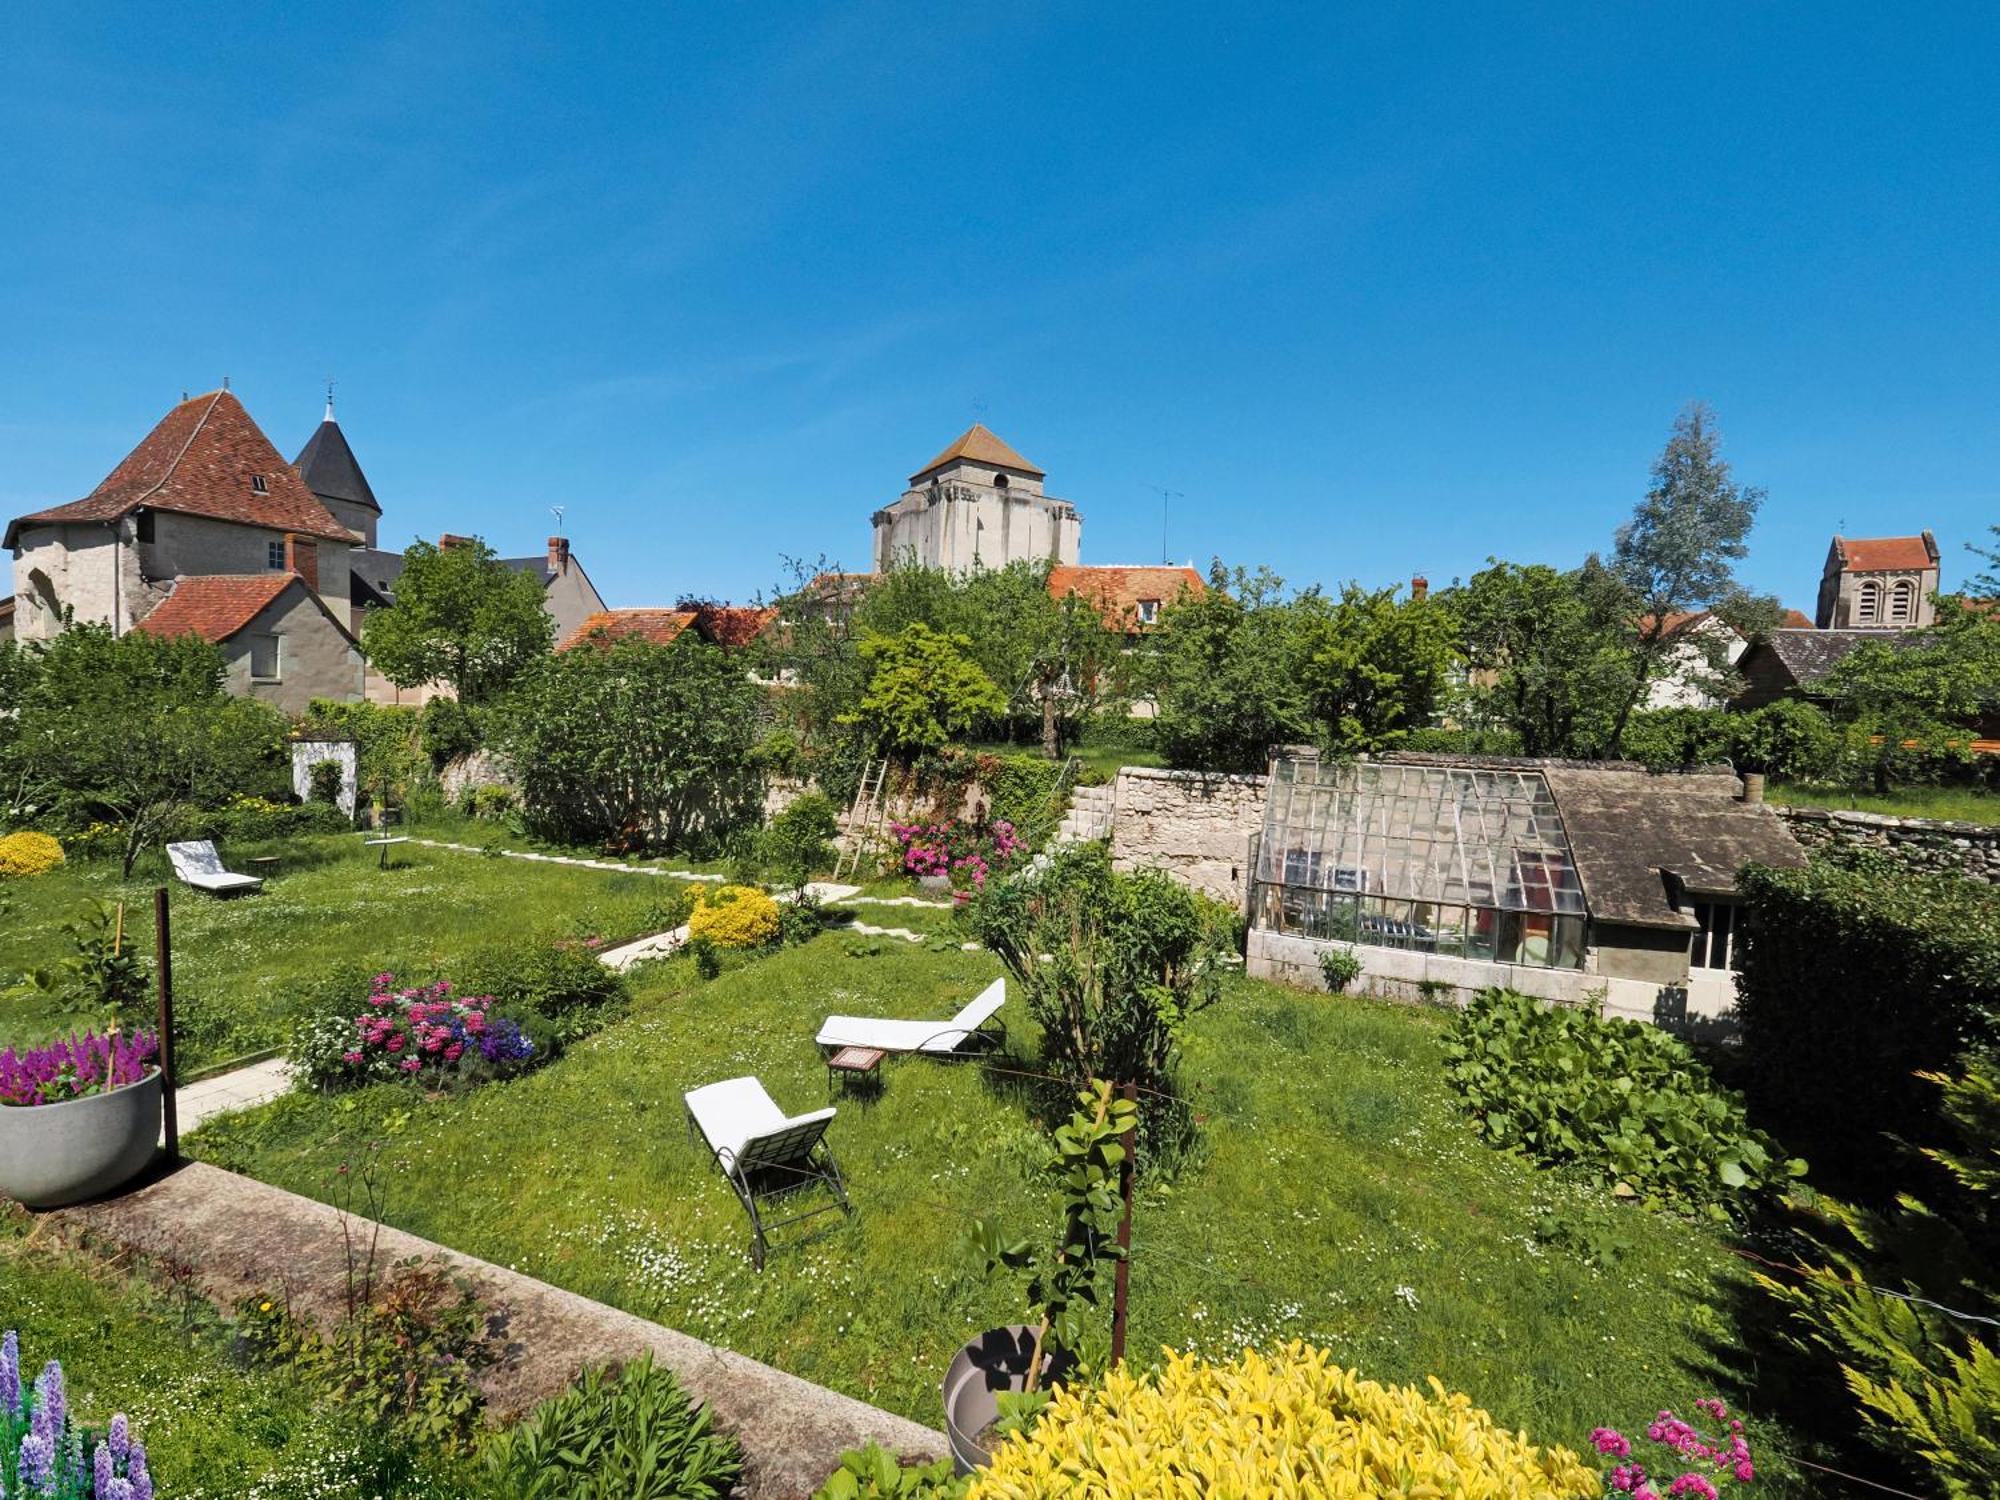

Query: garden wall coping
left=50, top=1160, right=946, bottom=1497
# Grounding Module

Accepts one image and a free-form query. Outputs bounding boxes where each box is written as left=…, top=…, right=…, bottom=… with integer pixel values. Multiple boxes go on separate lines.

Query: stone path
left=411, top=839, right=726, bottom=882
left=173, top=1056, right=293, bottom=1132
left=52, top=1162, right=944, bottom=1497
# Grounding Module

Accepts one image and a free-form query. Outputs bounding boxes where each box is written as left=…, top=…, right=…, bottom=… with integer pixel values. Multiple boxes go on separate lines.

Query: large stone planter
left=0, top=1070, right=163, bottom=1209
left=941, top=1325, right=1073, bottom=1475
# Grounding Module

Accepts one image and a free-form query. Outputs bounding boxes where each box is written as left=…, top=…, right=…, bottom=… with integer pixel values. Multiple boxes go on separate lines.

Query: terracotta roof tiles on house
left=1047, top=564, right=1205, bottom=629
left=695, top=605, right=779, bottom=647
left=130, top=574, right=302, bottom=644
left=910, top=423, right=1044, bottom=483
left=1835, top=534, right=1938, bottom=572
left=559, top=609, right=698, bottom=650
left=5, top=391, right=351, bottom=548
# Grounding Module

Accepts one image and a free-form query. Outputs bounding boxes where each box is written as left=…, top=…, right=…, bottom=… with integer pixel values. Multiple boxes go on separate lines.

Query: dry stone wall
left=1776, top=806, right=2000, bottom=884
left=1108, top=766, right=1270, bottom=907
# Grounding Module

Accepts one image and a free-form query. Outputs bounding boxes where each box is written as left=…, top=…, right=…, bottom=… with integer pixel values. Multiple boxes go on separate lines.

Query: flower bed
left=2, top=1330, right=153, bottom=1499
left=0, top=1032, right=159, bottom=1109
left=890, top=819, right=1022, bottom=890
left=0, top=831, right=65, bottom=879
left=323, top=975, right=534, bottom=1089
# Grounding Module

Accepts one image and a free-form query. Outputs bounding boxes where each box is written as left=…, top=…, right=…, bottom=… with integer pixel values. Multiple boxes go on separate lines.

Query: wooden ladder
left=835, top=758, right=890, bottom=881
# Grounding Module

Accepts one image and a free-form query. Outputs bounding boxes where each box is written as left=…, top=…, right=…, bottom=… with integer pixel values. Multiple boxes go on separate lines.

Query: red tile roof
left=131, top=574, right=300, bottom=644
left=1048, top=565, right=1205, bottom=629
left=1835, top=534, right=1938, bottom=572
left=559, top=609, right=698, bottom=650
left=4, top=391, right=351, bottom=548
left=910, top=423, right=1045, bottom=483
left=1779, top=608, right=1815, bottom=629
left=694, top=605, right=779, bottom=647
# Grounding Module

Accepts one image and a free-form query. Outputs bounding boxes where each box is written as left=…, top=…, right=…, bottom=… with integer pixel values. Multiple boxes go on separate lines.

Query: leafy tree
left=761, top=791, right=840, bottom=893
left=847, top=622, right=1006, bottom=758
left=4, top=625, right=287, bottom=874
left=1020, top=589, right=1125, bottom=759
left=359, top=538, right=554, bottom=704
left=1608, top=403, right=1774, bottom=750
left=1451, top=559, right=1637, bottom=758
left=497, top=635, right=764, bottom=851
left=1967, top=526, right=2000, bottom=601
left=1291, top=583, right=1458, bottom=752
left=1132, top=564, right=1311, bottom=773
left=1821, top=604, right=2000, bottom=789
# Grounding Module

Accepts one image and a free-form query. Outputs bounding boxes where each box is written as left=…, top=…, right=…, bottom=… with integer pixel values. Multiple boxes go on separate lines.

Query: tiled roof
left=1763, top=627, right=1931, bottom=685
left=1778, top=608, right=1815, bottom=629
left=1047, top=564, right=1205, bottom=629
left=910, top=423, right=1045, bottom=483
left=1835, top=534, right=1937, bottom=572
left=558, top=609, right=698, bottom=651
left=694, top=605, right=779, bottom=647
left=293, top=415, right=380, bottom=514
left=5, top=391, right=351, bottom=548
left=1641, top=607, right=1817, bottom=636
left=130, top=574, right=300, bottom=644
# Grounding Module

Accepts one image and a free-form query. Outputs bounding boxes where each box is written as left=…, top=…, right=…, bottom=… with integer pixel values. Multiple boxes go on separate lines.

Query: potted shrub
left=944, top=1080, right=1136, bottom=1473
left=0, top=1030, right=162, bottom=1208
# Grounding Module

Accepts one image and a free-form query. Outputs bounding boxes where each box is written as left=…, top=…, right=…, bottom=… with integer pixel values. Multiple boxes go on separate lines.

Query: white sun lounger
left=815, top=978, right=1007, bottom=1057
left=684, top=1076, right=851, bottom=1270
left=166, top=840, right=264, bottom=895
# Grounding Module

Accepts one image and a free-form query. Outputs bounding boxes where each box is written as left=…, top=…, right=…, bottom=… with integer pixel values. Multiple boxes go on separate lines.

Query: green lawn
left=187, top=934, right=1823, bottom=1490
left=0, top=834, right=700, bottom=1069
left=1772, top=780, right=2000, bottom=823
left=0, top=1223, right=476, bottom=1497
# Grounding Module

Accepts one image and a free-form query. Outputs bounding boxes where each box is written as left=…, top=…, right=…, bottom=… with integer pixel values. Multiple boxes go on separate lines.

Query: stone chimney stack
left=1411, top=574, right=1429, bottom=602
left=283, top=534, right=319, bottom=592
left=547, top=536, right=570, bottom=575
left=439, top=533, right=474, bottom=551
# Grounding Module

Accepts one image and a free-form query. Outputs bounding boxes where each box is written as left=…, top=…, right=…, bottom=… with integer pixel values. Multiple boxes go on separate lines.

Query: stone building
left=130, top=572, right=365, bottom=714
left=1815, top=532, right=1939, bottom=629
left=872, top=425, right=1081, bottom=573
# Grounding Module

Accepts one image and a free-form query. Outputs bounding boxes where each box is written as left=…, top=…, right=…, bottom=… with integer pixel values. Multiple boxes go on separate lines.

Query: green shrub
left=1737, top=860, right=2000, bottom=1198
left=763, top=791, right=840, bottom=890
left=1620, top=707, right=1735, bottom=771
left=307, top=758, right=346, bottom=806
left=301, top=700, right=428, bottom=805
left=464, top=784, right=515, bottom=820
left=980, top=753, right=1064, bottom=841
left=1731, top=699, right=1839, bottom=781
left=453, top=937, right=628, bottom=1045
left=1316, top=946, right=1363, bottom=994
left=482, top=1355, right=742, bottom=1499
left=778, top=889, right=825, bottom=946
left=167, top=793, right=349, bottom=845
left=1442, top=988, right=1804, bottom=1214
left=8, top=897, right=151, bottom=1020
left=419, top=696, right=482, bottom=768
left=813, top=1443, right=966, bottom=1498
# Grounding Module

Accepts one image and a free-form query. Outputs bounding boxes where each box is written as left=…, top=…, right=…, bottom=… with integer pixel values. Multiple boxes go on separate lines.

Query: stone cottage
left=131, top=572, right=365, bottom=714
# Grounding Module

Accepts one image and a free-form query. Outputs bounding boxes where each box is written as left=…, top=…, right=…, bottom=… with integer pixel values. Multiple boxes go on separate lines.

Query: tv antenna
left=1149, top=486, right=1183, bottom=565
left=549, top=505, right=566, bottom=537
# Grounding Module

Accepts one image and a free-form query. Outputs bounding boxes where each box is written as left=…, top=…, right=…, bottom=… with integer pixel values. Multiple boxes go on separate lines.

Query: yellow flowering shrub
left=969, top=1343, right=1596, bottom=1499
left=687, top=885, right=781, bottom=949
left=0, top=831, right=66, bottom=879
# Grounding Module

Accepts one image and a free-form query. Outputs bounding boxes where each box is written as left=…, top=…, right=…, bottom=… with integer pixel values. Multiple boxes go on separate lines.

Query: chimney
left=1411, top=574, right=1429, bottom=602
left=548, top=536, right=570, bottom=575
left=283, top=534, right=319, bottom=592
left=439, top=533, right=475, bottom=551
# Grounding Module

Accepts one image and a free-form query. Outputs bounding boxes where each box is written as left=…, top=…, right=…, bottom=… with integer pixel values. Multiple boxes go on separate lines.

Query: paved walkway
left=51, top=1162, right=944, bottom=1497
left=173, top=1056, right=293, bottom=1132
left=411, top=839, right=726, bottom=882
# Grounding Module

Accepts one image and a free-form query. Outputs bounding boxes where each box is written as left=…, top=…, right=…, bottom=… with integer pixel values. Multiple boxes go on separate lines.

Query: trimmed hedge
left=1737, top=860, right=2000, bottom=1194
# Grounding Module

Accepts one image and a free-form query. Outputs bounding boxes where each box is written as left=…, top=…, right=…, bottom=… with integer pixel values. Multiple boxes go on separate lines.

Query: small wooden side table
left=247, top=856, right=281, bottom=874
left=362, top=835, right=411, bottom=870
left=826, top=1045, right=885, bottom=1098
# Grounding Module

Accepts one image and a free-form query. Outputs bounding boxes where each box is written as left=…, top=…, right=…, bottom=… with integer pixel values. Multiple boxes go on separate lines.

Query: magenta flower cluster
left=1593, top=1398, right=1754, bottom=1498
left=0, top=1031, right=159, bottom=1109
left=1, top=1330, right=153, bottom=1498
left=891, top=818, right=1023, bottom=889
left=334, top=973, right=534, bottom=1085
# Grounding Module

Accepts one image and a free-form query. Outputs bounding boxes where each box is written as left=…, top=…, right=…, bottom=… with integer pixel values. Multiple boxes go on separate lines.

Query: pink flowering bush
left=303, top=973, right=535, bottom=1091
left=890, top=818, right=1023, bottom=890
left=1592, top=1398, right=1756, bottom=1498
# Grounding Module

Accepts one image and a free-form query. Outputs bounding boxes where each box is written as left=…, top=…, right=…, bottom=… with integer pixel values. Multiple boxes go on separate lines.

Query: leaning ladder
left=835, top=758, right=890, bottom=881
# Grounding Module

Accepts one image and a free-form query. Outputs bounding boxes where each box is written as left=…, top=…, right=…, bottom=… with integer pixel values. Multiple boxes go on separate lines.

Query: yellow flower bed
left=969, top=1343, right=1596, bottom=1499
left=687, top=885, right=781, bottom=949
left=0, top=831, right=66, bottom=878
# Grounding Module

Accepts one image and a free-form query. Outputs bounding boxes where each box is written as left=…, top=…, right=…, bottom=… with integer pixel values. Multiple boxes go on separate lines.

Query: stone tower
left=871, top=424, right=1081, bottom=573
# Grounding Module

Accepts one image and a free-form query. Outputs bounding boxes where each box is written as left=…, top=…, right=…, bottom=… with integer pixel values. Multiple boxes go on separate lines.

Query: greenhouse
left=1251, top=755, right=1589, bottom=969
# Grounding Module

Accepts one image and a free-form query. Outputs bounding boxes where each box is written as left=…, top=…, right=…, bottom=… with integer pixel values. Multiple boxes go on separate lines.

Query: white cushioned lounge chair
left=814, top=978, right=1007, bottom=1058
left=165, top=840, right=263, bottom=895
left=684, top=1076, right=851, bottom=1270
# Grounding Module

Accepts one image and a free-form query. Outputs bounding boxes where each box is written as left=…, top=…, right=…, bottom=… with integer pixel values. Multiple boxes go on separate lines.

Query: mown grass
left=1771, top=780, right=2000, bottom=823
left=0, top=834, right=701, bottom=1069
left=188, top=934, right=1822, bottom=1490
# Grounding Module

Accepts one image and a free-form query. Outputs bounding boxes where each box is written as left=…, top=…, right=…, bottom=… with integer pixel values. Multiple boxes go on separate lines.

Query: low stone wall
left=1776, top=805, right=2000, bottom=883
left=52, top=1161, right=944, bottom=1497
left=1109, top=766, right=1270, bottom=907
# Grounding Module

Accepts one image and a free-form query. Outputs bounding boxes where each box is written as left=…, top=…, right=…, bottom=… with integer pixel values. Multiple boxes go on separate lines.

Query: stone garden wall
left=1775, top=805, right=2000, bottom=884
left=1108, top=766, right=1270, bottom=908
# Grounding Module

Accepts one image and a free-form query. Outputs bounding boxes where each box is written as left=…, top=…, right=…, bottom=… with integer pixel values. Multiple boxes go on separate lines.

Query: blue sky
left=3, top=4, right=1995, bottom=610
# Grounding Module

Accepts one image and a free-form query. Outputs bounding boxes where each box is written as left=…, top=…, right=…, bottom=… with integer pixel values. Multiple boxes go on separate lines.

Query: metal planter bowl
left=0, top=1070, right=162, bottom=1209
left=941, top=1324, right=1074, bottom=1475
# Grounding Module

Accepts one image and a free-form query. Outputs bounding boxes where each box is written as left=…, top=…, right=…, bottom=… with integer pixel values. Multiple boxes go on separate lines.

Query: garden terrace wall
left=1108, top=765, right=1270, bottom=907
left=1776, top=805, right=2000, bottom=884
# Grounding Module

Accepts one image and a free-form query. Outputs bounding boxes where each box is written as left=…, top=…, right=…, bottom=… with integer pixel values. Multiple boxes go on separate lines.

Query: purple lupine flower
left=16, top=1430, right=54, bottom=1494
left=95, top=1439, right=115, bottom=1494
left=106, top=1412, right=130, bottom=1462
left=1, top=1329, right=18, bottom=1416
left=31, top=1360, right=63, bottom=1442
left=128, top=1442, right=152, bottom=1500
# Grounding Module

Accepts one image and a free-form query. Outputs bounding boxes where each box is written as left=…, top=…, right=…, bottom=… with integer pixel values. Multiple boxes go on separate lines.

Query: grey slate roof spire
left=292, top=401, right=380, bottom=515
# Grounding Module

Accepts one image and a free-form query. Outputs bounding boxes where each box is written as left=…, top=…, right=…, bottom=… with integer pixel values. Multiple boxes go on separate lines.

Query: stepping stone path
left=411, top=839, right=726, bottom=882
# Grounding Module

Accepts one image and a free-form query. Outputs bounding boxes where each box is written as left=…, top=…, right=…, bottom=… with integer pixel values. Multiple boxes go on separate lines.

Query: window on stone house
left=1137, top=598, right=1161, bottom=625
left=1889, top=579, right=1917, bottom=623
left=251, top=474, right=269, bottom=494
left=247, top=633, right=281, bottom=682
left=1689, top=901, right=1741, bottom=971
left=1856, top=579, right=1882, bottom=624
left=267, top=540, right=286, bottom=570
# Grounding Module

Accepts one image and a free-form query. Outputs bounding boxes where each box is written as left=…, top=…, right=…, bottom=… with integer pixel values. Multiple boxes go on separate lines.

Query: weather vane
left=550, top=505, right=566, bottom=537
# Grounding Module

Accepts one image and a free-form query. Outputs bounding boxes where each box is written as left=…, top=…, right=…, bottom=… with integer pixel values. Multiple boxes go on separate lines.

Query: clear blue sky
left=3, top=4, right=1995, bottom=610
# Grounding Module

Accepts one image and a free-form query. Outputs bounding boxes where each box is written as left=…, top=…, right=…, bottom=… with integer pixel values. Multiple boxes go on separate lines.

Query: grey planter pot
left=0, top=1070, right=162, bottom=1209
left=941, top=1325, right=1074, bottom=1475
